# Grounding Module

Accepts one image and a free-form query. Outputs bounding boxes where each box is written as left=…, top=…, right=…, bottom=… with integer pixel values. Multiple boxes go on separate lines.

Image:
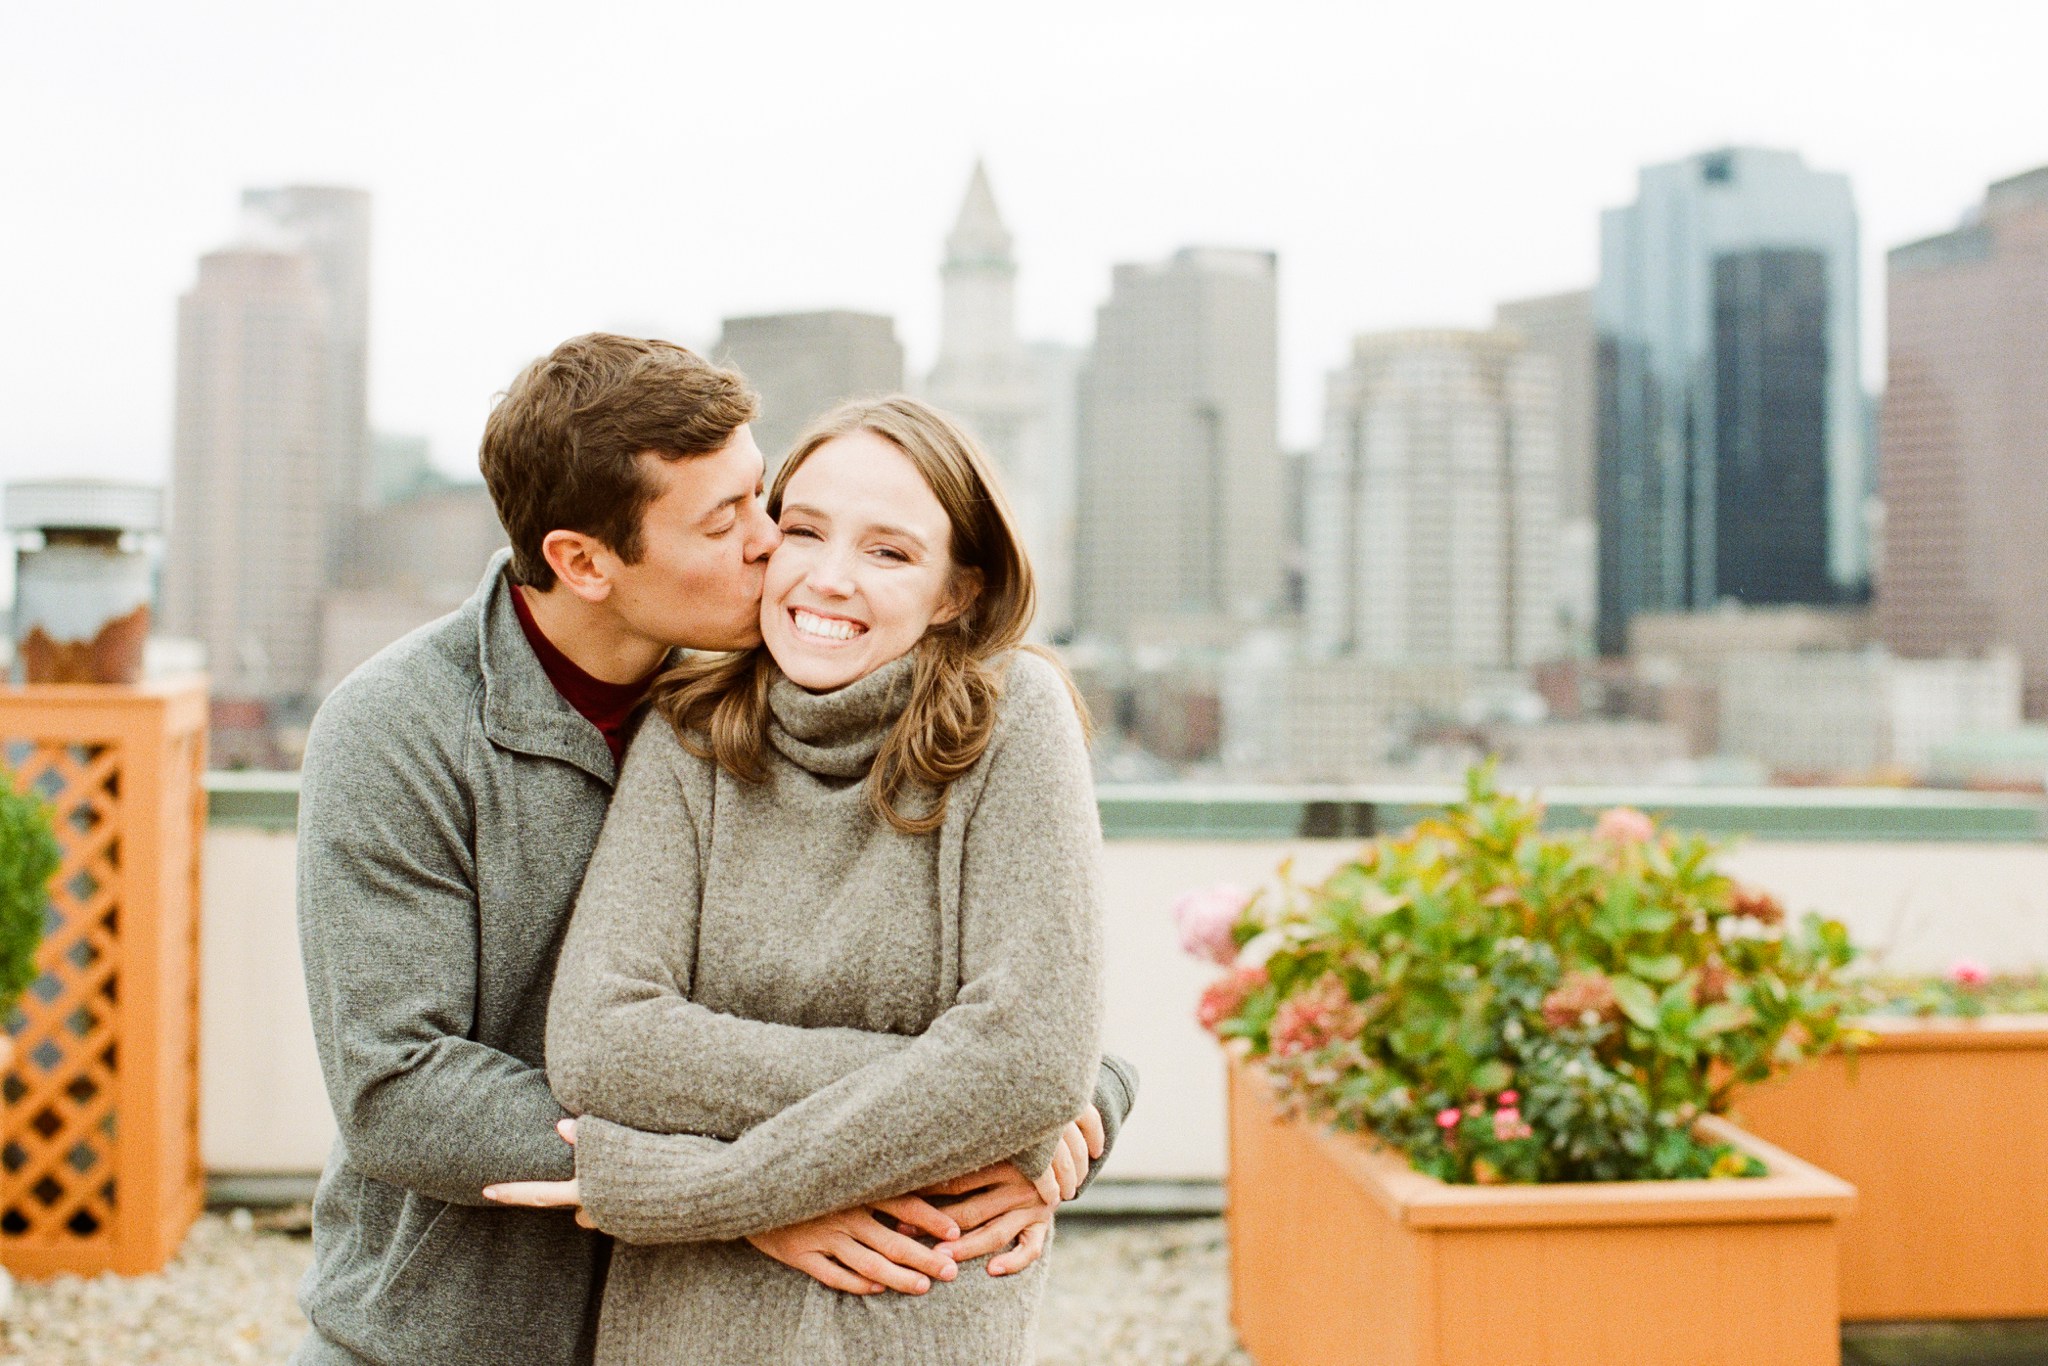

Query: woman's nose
left=807, top=548, right=857, bottom=597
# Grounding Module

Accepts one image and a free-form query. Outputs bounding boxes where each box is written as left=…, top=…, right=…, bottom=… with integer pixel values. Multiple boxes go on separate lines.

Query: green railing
left=205, top=772, right=2046, bottom=842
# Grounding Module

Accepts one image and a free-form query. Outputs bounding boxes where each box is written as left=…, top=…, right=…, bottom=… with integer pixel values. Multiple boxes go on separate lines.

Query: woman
left=502, top=397, right=1125, bottom=1363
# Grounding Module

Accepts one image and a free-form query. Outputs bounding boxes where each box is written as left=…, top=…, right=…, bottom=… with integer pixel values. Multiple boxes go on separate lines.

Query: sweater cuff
left=574, top=1116, right=727, bottom=1245
left=1076, top=1052, right=1139, bottom=1196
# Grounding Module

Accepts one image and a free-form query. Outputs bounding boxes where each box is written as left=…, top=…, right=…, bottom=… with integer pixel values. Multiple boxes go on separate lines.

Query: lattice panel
left=1, top=682, right=207, bottom=1278
left=3, top=741, right=124, bottom=1247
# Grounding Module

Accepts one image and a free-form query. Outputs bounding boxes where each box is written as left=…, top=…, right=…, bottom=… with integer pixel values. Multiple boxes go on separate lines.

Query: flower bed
left=1737, top=963, right=2048, bottom=1320
left=1181, top=768, right=1861, bottom=1187
left=1184, top=770, right=1866, bottom=1362
left=1227, top=1060, right=1853, bottom=1366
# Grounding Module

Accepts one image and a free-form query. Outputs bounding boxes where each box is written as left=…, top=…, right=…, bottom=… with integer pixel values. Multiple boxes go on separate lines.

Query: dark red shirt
left=509, top=584, right=660, bottom=767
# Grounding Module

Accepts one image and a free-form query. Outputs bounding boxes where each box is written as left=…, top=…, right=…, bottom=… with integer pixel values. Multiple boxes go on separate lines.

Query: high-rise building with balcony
left=1596, top=148, right=1864, bottom=655
left=1879, top=166, right=2048, bottom=715
left=162, top=246, right=332, bottom=701
left=1304, top=329, right=1560, bottom=668
left=715, top=311, right=905, bottom=471
left=1075, top=247, right=1281, bottom=643
left=241, top=186, right=373, bottom=563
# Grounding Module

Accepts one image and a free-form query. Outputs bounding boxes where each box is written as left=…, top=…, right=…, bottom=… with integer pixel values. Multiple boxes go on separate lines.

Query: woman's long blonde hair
left=650, top=395, right=1087, bottom=835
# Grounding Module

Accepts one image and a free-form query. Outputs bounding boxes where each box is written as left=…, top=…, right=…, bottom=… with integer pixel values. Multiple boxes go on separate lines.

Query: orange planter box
left=1, top=680, right=207, bottom=1278
left=1737, top=1015, right=2048, bottom=1321
left=1226, top=1062, right=1855, bottom=1366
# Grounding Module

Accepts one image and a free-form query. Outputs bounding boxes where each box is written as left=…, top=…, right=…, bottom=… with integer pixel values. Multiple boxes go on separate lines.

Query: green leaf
left=1471, top=1059, right=1513, bottom=1094
left=1611, top=975, right=1660, bottom=1029
left=1688, top=1002, right=1756, bottom=1039
left=1628, top=953, right=1684, bottom=983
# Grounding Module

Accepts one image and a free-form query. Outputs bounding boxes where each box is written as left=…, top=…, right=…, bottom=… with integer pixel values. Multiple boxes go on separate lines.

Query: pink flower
left=1436, top=1108, right=1462, bottom=1130
left=1195, top=965, right=1268, bottom=1033
left=1948, top=958, right=1991, bottom=989
left=1593, top=806, right=1656, bottom=845
left=1172, top=884, right=1252, bottom=966
left=1492, top=1107, right=1533, bottom=1142
left=1497, top=1089, right=1519, bottom=1108
left=1268, top=974, right=1368, bottom=1058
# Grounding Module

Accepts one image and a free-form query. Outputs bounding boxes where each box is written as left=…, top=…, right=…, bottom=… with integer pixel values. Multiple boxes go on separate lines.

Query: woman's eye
left=780, top=525, right=820, bottom=539
left=872, top=547, right=908, bottom=563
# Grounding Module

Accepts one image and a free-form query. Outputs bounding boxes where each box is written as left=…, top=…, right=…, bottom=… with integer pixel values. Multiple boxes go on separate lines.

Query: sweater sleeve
left=547, top=720, right=915, bottom=1140
left=296, top=676, right=573, bottom=1204
left=574, top=654, right=1106, bottom=1245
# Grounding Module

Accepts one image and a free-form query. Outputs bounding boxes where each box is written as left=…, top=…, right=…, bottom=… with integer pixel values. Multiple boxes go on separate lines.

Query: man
left=293, top=334, right=1136, bottom=1365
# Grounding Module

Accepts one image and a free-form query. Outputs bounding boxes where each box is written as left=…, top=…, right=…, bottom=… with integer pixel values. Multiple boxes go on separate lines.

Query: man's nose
left=743, top=502, right=781, bottom=562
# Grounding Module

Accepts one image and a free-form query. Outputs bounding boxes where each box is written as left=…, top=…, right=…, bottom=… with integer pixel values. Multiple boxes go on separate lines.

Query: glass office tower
left=1595, top=148, right=1863, bottom=655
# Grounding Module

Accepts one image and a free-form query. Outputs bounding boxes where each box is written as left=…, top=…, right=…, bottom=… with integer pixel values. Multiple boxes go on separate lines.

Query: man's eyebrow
left=697, top=491, right=749, bottom=526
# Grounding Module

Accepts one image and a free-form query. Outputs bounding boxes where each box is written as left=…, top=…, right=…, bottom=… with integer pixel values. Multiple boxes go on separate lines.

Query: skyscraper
left=1596, top=148, right=1863, bottom=655
left=926, top=162, right=1034, bottom=465
left=1879, top=166, right=2048, bottom=715
left=715, top=311, right=905, bottom=470
left=241, top=186, right=373, bottom=562
left=1496, top=289, right=1596, bottom=653
left=922, top=163, right=1083, bottom=638
left=1305, top=330, right=1560, bottom=667
left=162, top=246, right=332, bottom=701
left=1075, top=248, right=1281, bottom=643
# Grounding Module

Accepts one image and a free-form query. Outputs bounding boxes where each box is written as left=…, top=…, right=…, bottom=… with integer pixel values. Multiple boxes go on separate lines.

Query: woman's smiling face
left=761, top=429, right=969, bottom=691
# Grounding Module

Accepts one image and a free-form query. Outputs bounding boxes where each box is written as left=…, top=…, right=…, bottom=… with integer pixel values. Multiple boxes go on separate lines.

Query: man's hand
left=482, top=1118, right=595, bottom=1227
left=747, top=1200, right=963, bottom=1296
left=912, top=1106, right=1102, bottom=1279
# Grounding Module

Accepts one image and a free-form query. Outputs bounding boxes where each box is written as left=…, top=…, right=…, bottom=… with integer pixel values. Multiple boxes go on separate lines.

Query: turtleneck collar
left=766, top=652, right=918, bottom=778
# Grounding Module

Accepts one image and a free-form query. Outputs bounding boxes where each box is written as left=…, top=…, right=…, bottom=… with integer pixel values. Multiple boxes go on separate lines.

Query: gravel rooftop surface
left=6, top=1211, right=2044, bottom=1365
left=0, top=1212, right=1250, bottom=1365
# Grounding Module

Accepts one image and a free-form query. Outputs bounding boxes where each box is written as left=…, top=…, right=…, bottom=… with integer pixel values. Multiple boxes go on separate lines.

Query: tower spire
left=946, top=159, right=1013, bottom=270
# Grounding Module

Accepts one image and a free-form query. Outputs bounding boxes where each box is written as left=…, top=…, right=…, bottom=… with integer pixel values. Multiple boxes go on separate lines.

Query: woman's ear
left=932, top=567, right=985, bottom=627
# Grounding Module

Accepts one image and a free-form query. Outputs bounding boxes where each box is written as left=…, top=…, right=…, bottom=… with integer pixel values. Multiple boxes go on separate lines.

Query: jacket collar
left=471, top=550, right=637, bottom=788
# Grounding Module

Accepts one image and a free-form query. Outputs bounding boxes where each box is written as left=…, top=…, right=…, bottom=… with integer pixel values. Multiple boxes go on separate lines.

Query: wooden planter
left=1226, top=1062, right=1855, bottom=1366
left=1, top=680, right=207, bottom=1277
left=1737, top=1015, right=2048, bottom=1321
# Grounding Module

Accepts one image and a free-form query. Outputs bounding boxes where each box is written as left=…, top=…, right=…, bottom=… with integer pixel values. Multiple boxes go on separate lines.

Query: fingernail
left=937, top=1264, right=957, bottom=1281
left=935, top=1242, right=957, bottom=1257
left=482, top=1188, right=499, bottom=1200
left=944, top=1223, right=961, bottom=1240
left=913, top=1277, right=930, bottom=1293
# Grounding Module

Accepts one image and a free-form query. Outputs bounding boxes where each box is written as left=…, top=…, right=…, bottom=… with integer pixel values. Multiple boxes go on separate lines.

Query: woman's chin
left=768, top=642, right=869, bottom=693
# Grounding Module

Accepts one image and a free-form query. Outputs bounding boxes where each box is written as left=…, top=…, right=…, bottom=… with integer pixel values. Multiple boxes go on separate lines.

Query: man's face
left=605, top=425, right=782, bottom=652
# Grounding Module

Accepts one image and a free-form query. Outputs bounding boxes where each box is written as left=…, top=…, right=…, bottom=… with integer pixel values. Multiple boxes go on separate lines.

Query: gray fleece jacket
left=292, top=554, right=1133, bottom=1366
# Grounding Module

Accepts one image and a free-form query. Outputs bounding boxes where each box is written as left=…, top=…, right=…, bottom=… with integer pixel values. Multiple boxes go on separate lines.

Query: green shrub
left=0, top=767, right=60, bottom=1017
left=1188, top=766, right=1861, bottom=1185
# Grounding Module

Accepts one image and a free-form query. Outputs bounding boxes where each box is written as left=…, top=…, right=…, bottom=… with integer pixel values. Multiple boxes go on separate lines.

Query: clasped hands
left=485, top=1105, right=1105, bottom=1296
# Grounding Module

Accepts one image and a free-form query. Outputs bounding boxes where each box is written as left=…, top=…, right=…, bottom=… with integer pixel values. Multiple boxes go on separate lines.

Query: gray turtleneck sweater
left=544, top=649, right=1123, bottom=1365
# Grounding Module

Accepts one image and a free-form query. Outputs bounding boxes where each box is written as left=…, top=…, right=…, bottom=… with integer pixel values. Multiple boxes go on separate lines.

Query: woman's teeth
left=792, top=609, right=865, bottom=642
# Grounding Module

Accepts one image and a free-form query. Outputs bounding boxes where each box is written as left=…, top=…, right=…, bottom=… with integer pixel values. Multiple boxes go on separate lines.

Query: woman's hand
left=482, top=1118, right=595, bottom=1228
left=747, top=1201, right=963, bottom=1296
left=924, top=1163, right=1054, bottom=1277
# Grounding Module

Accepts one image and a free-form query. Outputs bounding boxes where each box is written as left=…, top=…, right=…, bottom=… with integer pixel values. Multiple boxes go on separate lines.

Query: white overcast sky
left=2, top=0, right=2044, bottom=489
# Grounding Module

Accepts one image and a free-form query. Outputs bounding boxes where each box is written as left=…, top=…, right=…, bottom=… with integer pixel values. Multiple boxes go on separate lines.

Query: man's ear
left=541, top=529, right=617, bottom=604
left=931, top=567, right=984, bottom=627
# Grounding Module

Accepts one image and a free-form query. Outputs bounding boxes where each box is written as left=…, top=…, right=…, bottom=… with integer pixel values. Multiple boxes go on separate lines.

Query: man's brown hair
left=479, top=334, right=758, bottom=590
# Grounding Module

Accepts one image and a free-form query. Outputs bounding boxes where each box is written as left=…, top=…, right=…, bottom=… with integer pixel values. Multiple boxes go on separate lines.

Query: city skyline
left=5, top=1, right=2046, bottom=497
